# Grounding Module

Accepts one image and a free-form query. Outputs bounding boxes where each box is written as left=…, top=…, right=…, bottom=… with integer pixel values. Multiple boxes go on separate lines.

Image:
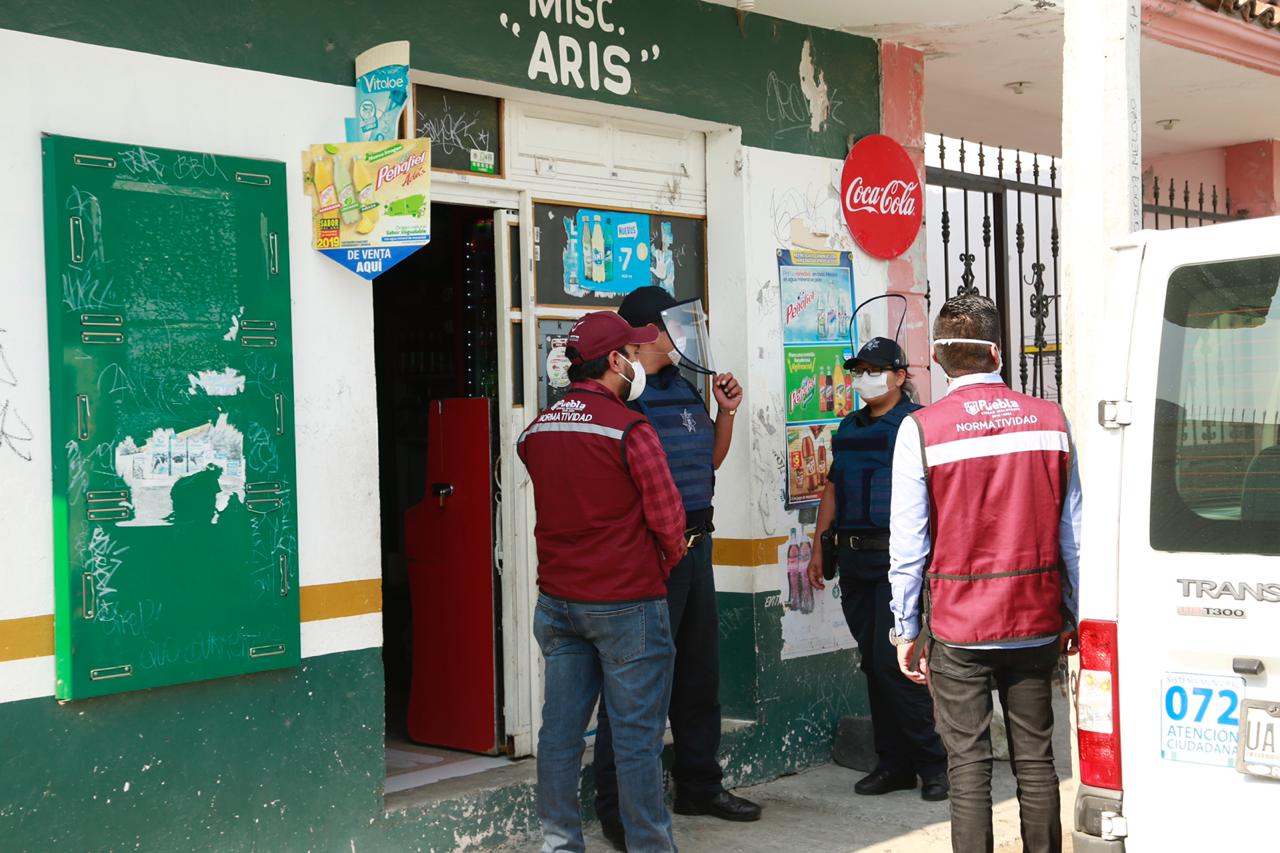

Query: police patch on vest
left=680, top=409, right=698, bottom=433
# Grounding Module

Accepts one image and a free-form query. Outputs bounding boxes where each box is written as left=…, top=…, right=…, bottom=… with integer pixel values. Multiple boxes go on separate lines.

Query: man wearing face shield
left=517, top=310, right=689, bottom=853
left=806, top=336, right=950, bottom=803
left=592, top=287, right=759, bottom=849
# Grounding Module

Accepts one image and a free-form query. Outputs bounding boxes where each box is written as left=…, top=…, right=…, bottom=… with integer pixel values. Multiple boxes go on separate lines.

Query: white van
left=1073, top=216, right=1280, bottom=851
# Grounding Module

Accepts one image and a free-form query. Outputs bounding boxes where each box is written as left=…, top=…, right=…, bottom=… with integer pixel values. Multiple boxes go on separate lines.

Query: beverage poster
left=776, top=525, right=857, bottom=660
left=302, top=140, right=432, bottom=280
left=779, top=249, right=856, bottom=506
left=785, top=424, right=836, bottom=505
left=533, top=202, right=705, bottom=308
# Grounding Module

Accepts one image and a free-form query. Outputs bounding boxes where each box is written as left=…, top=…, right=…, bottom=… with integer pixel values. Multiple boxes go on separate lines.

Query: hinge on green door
left=89, top=665, right=133, bottom=681
left=241, top=319, right=278, bottom=348
left=87, top=490, right=130, bottom=522
left=246, top=481, right=284, bottom=514
left=81, top=313, right=124, bottom=345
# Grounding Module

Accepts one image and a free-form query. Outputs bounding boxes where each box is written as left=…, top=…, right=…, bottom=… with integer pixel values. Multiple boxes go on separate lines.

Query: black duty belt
left=685, top=518, right=715, bottom=549
left=835, top=530, right=891, bottom=551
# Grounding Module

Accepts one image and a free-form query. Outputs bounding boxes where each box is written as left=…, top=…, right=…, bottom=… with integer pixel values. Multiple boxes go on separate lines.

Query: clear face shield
left=659, top=297, right=716, bottom=376
left=847, top=293, right=908, bottom=356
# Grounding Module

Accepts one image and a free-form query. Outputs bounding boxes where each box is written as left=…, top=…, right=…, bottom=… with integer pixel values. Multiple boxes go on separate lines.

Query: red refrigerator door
left=404, top=397, right=498, bottom=753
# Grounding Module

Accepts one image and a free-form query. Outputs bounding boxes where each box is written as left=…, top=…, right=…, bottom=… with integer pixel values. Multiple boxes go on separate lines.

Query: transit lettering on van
left=1177, top=579, right=1280, bottom=603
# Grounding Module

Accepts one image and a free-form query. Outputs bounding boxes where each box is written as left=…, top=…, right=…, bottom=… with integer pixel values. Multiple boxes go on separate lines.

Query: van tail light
left=1077, top=619, right=1122, bottom=790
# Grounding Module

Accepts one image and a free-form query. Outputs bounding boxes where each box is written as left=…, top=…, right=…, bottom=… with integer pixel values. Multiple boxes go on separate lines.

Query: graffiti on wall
left=0, top=328, right=34, bottom=463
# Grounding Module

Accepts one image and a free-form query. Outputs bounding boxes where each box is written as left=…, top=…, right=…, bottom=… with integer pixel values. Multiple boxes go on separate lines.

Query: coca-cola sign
left=839, top=134, right=923, bottom=259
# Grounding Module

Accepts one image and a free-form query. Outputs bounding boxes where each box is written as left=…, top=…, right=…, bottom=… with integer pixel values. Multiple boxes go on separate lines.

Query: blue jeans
left=534, top=593, right=677, bottom=853
left=596, top=536, right=723, bottom=821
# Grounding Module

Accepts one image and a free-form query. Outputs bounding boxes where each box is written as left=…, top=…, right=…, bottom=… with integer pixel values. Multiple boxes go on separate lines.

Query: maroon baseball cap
left=566, top=311, right=660, bottom=363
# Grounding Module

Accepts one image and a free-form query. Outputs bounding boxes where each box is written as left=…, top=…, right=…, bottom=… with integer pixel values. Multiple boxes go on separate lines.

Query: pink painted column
left=879, top=42, right=931, bottom=402
left=1225, top=140, right=1280, bottom=218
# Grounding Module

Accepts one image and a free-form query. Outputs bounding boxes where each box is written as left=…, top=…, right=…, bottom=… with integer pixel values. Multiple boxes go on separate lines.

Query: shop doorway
left=374, top=203, right=506, bottom=785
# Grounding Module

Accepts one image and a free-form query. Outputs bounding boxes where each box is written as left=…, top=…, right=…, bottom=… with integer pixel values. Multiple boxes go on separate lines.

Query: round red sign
left=840, top=134, right=923, bottom=260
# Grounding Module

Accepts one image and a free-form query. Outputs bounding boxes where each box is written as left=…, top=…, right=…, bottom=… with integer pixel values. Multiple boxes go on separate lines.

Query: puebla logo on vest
left=680, top=409, right=698, bottom=433
left=963, top=398, right=1021, bottom=417
left=543, top=398, right=594, bottom=423
left=956, top=397, right=1039, bottom=433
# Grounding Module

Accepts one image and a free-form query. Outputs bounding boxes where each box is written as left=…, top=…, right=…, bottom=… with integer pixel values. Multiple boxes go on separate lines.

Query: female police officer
left=806, top=336, right=949, bottom=802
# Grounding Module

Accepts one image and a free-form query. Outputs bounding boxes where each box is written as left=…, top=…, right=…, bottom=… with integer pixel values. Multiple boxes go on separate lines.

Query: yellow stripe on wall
left=299, top=578, right=383, bottom=622
left=0, top=579, right=384, bottom=664
left=0, top=615, right=55, bottom=663
left=713, top=536, right=787, bottom=567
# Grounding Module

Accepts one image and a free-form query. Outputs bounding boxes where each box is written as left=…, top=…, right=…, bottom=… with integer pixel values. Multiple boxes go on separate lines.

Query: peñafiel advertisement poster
left=779, top=249, right=857, bottom=506
left=303, top=140, right=431, bottom=280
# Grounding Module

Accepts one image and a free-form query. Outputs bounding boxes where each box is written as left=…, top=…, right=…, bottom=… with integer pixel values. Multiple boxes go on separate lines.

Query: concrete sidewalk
left=529, top=683, right=1077, bottom=852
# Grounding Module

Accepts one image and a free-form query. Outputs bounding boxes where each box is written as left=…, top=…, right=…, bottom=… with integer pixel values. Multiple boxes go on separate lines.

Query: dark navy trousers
left=838, top=546, right=947, bottom=780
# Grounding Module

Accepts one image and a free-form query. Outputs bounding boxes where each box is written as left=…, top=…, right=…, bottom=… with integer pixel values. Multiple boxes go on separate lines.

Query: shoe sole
left=672, top=804, right=762, bottom=822
left=921, top=792, right=950, bottom=802
left=854, top=782, right=916, bottom=796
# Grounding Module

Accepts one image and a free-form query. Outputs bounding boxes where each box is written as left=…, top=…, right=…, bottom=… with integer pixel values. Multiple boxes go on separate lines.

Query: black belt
left=685, top=518, right=714, bottom=549
left=835, top=530, right=891, bottom=551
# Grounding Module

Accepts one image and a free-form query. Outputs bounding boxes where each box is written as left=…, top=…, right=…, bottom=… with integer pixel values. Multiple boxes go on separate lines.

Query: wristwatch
left=888, top=628, right=915, bottom=647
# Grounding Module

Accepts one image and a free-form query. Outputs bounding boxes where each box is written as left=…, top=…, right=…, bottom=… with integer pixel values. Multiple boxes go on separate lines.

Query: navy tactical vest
left=633, top=368, right=716, bottom=512
left=830, top=398, right=921, bottom=530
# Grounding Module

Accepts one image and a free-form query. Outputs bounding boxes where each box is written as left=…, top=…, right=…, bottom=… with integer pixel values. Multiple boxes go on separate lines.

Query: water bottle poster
left=533, top=202, right=706, bottom=308
left=779, top=249, right=855, bottom=345
left=776, top=524, right=856, bottom=661
left=302, top=140, right=432, bottom=280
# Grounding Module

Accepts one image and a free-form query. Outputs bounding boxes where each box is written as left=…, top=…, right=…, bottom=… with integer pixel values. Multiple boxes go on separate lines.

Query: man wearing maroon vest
left=517, top=310, right=688, bottom=853
left=888, top=295, right=1082, bottom=853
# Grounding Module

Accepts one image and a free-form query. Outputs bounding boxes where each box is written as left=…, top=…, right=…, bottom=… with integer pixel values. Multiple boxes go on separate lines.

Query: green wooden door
left=42, top=135, right=300, bottom=700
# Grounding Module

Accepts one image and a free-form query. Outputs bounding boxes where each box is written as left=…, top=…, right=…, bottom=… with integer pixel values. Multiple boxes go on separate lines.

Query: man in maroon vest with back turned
left=888, top=295, right=1082, bottom=853
left=517, top=310, right=687, bottom=853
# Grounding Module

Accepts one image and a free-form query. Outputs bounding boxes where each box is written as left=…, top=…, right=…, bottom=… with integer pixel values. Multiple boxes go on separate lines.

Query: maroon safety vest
left=913, top=381, right=1070, bottom=645
left=517, top=382, right=666, bottom=602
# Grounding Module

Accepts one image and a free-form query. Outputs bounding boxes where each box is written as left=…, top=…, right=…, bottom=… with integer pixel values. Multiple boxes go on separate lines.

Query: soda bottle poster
left=785, top=346, right=856, bottom=423
left=778, top=249, right=856, bottom=507
left=775, top=524, right=857, bottom=661
left=302, top=139, right=432, bottom=280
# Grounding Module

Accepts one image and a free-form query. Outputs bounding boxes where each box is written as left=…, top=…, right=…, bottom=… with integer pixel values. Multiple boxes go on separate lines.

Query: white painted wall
left=0, top=29, right=382, bottom=701
left=713, top=144, right=893, bottom=593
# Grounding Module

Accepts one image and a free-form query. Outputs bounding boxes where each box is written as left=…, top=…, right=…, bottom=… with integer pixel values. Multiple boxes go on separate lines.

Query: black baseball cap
left=844, top=337, right=907, bottom=370
left=618, top=286, right=678, bottom=328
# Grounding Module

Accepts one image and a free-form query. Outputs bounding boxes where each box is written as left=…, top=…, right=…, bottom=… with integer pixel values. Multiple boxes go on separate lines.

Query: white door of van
left=1116, top=218, right=1280, bottom=849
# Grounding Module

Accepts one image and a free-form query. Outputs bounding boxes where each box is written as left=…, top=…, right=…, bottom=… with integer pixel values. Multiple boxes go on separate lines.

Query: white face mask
left=854, top=372, right=890, bottom=401
left=933, top=338, right=1002, bottom=376
left=617, top=357, right=647, bottom=401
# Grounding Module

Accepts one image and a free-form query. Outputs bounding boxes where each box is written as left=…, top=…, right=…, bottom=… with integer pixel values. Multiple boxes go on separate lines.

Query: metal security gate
left=924, top=135, right=1248, bottom=403
left=925, top=138, right=1062, bottom=402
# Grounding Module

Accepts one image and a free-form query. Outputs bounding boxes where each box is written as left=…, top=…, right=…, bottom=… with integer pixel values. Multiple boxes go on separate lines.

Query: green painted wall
left=0, top=640, right=863, bottom=850
left=719, top=591, right=867, bottom=788
left=0, top=1, right=878, bottom=159
left=0, top=648, right=544, bottom=852
left=716, top=590, right=758, bottom=719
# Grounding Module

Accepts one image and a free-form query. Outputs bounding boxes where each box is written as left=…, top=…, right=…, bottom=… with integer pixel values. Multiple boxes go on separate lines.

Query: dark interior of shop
left=373, top=203, right=500, bottom=754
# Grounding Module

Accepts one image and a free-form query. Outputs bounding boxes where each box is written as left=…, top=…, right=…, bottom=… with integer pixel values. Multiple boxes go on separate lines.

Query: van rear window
left=1152, top=254, right=1280, bottom=554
